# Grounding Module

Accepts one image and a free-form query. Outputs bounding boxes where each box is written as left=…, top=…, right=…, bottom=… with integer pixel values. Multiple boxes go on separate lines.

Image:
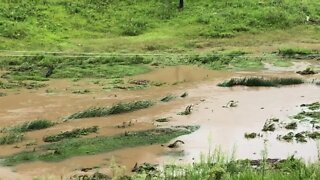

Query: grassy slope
left=0, top=0, right=319, bottom=53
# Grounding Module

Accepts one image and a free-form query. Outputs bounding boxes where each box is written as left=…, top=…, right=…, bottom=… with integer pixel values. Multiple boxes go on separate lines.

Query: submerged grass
left=66, top=100, right=154, bottom=120
left=3, top=126, right=199, bottom=165
left=0, top=132, right=24, bottom=145
left=9, top=119, right=55, bottom=133
left=160, top=95, right=176, bottom=102
left=43, top=126, right=98, bottom=142
left=218, top=77, right=304, bottom=87
left=130, top=151, right=320, bottom=180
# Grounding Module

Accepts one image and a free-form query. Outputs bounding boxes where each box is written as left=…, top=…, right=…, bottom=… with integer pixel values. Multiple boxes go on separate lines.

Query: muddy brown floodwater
left=0, top=64, right=319, bottom=179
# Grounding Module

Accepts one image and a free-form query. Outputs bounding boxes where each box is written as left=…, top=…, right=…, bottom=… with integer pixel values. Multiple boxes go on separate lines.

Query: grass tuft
left=66, top=100, right=154, bottom=120
left=218, top=77, right=304, bottom=87
left=0, top=132, right=24, bottom=145
left=12, top=120, right=55, bottom=133
left=43, top=126, right=98, bottom=142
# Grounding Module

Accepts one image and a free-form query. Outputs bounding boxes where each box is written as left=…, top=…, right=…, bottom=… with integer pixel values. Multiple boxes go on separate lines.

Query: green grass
left=65, top=100, right=155, bottom=120
left=0, top=56, right=151, bottom=81
left=3, top=126, right=199, bottom=165
left=0, top=132, right=24, bottom=145
left=0, top=0, right=319, bottom=52
left=8, top=119, right=55, bottom=133
left=160, top=94, right=176, bottom=102
left=131, top=153, right=320, bottom=180
left=0, top=80, right=47, bottom=89
left=218, top=77, right=304, bottom=87
left=278, top=48, right=318, bottom=57
left=43, top=126, right=98, bottom=142
left=301, top=102, right=320, bottom=111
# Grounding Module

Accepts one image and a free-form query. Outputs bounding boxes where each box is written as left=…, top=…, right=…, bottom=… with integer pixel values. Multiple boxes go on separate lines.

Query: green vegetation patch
left=244, top=132, right=257, bottom=139
left=43, top=126, right=98, bottom=142
left=131, top=154, right=320, bottom=180
left=3, top=126, right=199, bottom=165
left=8, top=119, right=55, bottom=133
left=278, top=48, right=319, bottom=59
left=186, top=51, right=263, bottom=70
left=0, top=80, right=47, bottom=89
left=160, top=94, right=176, bottom=102
left=0, top=132, right=24, bottom=145
left=301, top=102, right=320, bottom=111
left=65, top=100, right=154, bottom=120
left=0, top=56, right=151, bottom=81
left=218, top=77, right=304, bottom=87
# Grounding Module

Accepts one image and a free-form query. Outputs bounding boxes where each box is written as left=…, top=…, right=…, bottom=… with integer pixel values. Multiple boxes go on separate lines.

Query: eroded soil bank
left=0, top=64, right=319, bottom=179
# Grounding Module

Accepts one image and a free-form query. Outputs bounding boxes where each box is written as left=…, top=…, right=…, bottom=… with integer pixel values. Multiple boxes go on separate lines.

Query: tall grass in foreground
left=131, top=150, right=320, bottom=180
left=218, top=77, right=304, bottom=87
left=43, top=126, right=98, bottom=142
left=66, top=100, right=154, bottom=120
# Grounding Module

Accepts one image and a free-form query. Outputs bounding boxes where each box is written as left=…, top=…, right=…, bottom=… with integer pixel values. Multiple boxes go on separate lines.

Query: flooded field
left=0, top=63, right=319, bottom=179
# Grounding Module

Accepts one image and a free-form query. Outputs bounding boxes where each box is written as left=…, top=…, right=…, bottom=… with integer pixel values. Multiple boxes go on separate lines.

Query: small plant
left=301, top=102, right=320, bottom=111
left=295, top=133, right=307, bottom=143
left=262, top=120, right=276, bottom=132
left=178, top=105, right=193, bottom=115
left=0, top=132, right=24, bottom=145
left=307, top=132, right=320, bottom=139
left=0, top=92, right=6, bottom=97
left=155, top=118, right=169, bottom=123
left=278, top=48, right=314, bottom=57
left=285, top=122, right=298, bottom=130
left=160, top=95, right=176, bottom=102
left=244, top=132, right=257, bottom=139
left=43, top=126, right=98, bottom=142
left=296, top=68, right=317, bottom=75
left=72, top=89, right=90, bottom=94
left=281, top=132, right=294, bottom=142
left=180, top=92, right=188, bottom=98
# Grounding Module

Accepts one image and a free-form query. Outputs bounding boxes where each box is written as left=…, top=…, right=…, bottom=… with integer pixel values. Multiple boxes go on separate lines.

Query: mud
left=0, top=64, right=319, bottom=179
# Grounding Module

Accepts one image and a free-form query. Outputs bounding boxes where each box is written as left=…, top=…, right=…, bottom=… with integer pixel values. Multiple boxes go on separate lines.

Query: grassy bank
left=0, top=0, right=319, bottom=52
left=3, top=126, right=199, bottom=165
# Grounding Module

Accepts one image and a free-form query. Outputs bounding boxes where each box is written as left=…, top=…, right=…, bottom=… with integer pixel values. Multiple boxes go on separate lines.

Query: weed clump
left=218, top=77, right=304, bottom=87
left=262, top=120, right=276, bottom=132
left=10, top=120, right=55, bottom=133
left=0, top=132, right=24, bottom=145
left=66, top=100, right=154, bottom=120
left=180, top=92, right=188, bottom=98
left=178, top=105, right=193, bottom=115
left=155, top=118, right=170, bottom=123
left=160, top=95, right=176, bottom=102
left=301, top=102, right=320, bottom=111
left=285, top=122, right=298, bottom=130
left=43, top=126, right=98, bottom=142
left=244, top=132, right=257, bottom=139
left=278, top=48, right=315, bottom=57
